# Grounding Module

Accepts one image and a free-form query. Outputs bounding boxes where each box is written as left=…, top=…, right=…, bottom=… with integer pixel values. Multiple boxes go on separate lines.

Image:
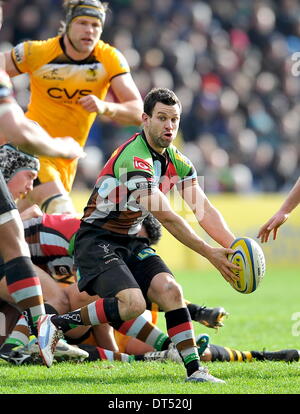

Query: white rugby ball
left=228, top=237, right=266, bottom=294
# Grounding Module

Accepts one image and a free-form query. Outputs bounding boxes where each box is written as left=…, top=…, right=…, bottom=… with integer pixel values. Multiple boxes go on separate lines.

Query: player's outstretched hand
left=53, top=137, right=86, bottom=159
left=257, top=211, right=289, bottom=243
left=205, top=246, right=240, bottom=284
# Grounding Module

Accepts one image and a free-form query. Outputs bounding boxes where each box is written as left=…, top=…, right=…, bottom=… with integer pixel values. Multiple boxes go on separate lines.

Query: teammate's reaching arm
left=0, top=70, right=85, bottom=159
left=0, top=105, right=85, bottom=159
left=258, top=177, right=300, bottom=243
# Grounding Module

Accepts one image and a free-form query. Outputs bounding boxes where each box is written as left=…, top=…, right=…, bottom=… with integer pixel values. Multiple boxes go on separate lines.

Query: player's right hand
left=205, top=246, right=240, bottom=284
left=53, top=137, right=86, bottom=159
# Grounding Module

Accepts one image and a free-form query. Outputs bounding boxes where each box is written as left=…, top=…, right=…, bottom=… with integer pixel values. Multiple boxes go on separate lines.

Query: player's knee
left=165, top=279, right=183, bottom=302
left=41, top=193, right=76, bottom=214
left=49, top=289, right=70, bottom=314
left=118, top=289, right=146, bottom=320
left=155, top=279, right=183, bottom=306
left=125, top=297, right=146, bottom=320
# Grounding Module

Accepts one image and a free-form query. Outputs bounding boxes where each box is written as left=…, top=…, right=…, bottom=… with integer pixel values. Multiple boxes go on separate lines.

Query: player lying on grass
left=0, top=156, right=227, bottom=340
left=0, top=200, right=226, bottom=362
left=0, top=204, right=297, bottom=366
left=0, top=145, right=89, bottom=361
left=2, top=157, right=292, bottom=369
left=0, top=154, right=226, bottom=359
left=3, top=315, right=299, bottom=366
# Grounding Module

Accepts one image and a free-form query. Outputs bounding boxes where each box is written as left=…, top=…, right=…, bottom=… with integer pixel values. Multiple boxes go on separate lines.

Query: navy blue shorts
left=75, top=223, right=173, bottom=300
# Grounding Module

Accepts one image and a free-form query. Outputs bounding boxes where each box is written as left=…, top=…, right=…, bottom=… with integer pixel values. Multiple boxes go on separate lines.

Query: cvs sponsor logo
left=47, top=88, right=92, bottom=100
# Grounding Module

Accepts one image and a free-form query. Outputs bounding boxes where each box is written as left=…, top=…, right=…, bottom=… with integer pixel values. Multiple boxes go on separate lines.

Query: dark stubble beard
left=151, top=133, right=172, bottom=151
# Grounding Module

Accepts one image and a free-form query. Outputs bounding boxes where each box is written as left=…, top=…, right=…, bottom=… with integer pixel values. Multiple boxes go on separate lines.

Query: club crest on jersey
left=133, top=157, right=152, bottom=172
left=86, top=65, right=99, bottom=82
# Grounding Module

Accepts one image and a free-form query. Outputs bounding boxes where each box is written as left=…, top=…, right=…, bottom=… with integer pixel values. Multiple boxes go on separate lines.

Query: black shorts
left=0, top=170, right=16, bottom=216
left=75, top=223, right=173, bottom=300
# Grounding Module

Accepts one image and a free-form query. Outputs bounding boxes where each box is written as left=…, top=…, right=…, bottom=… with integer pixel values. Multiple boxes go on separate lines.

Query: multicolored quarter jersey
left=23, top=213, right=80, bottom=284
left=11, top=36, right=130, bottom=191
left=82, top=132, right=197, bottom=235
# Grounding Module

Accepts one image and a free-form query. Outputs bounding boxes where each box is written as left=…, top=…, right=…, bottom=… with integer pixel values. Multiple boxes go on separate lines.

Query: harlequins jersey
left=24, top=214, right=80, bottom=284
left=82, top=132, right=197, bottom=235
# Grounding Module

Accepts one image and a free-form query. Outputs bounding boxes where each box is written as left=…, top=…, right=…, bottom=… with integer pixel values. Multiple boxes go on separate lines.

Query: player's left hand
left=78, top=95, right=108, bottom=115
left=257, top=211, right=289, bottom=243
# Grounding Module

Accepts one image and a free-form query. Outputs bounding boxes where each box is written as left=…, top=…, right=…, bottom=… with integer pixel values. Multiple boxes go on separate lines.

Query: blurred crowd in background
left=1, top=0, right=300, bottom=193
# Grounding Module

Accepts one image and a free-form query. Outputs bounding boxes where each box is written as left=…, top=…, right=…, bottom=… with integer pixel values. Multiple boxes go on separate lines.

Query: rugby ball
left=228, top=237, right=266, bottom=294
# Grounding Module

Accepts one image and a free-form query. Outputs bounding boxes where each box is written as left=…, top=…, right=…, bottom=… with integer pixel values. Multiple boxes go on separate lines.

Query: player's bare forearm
left=3, top=51, right=20, bottom=77
left=199, top=200, right=235, bottom=248
left=179, top=184, right=235, bottom=248
left=160, top=215, right=238, bottom=282
left=1, top=108, right=84, bottom=158
left=158, top=210, right=212, bottom=256
left=101, top=99, right=142, bottom=126
left=277, top=177, right=300, bottom=215
left=139, top=189, right=210, bottom=255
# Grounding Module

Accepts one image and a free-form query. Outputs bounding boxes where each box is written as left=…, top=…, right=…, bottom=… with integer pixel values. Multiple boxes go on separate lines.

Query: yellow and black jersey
left=11, top=37, right=130, bottom=191
left=11, top=36, right=130, bottom=147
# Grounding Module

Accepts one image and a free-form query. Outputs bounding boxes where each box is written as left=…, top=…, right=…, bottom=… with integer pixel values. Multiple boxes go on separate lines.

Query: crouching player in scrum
left=0, top=64, right=84, bottom=354
left=0, top=205, right=227, bottom=364
left=0, top=144, right=89, bottom=362
left=1, top=211, right=298, bottom=366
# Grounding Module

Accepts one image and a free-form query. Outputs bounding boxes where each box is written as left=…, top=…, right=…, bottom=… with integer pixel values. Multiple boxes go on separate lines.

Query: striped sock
left=95, top=347, right=134, bottom=362
left=51, top=298, right=122, bottom=333
left=0, top=314, right=30, bottom=352
left=209, top=344, right=252, bottom=362
left=165, top=307, right=200, bottom=376
left=78, top=344, right=135, bottom=363
left=112, top=311, right=171, bottom=351
left=5, top=257, right=45, bottom=336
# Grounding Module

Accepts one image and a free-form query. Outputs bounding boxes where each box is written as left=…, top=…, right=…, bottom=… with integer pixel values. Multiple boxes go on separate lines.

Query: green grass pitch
left=0, top=266, right=299, bottom=395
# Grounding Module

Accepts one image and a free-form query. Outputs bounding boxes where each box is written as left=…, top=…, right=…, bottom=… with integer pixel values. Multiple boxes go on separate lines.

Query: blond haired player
left=2, top=0, right=143, bottom=214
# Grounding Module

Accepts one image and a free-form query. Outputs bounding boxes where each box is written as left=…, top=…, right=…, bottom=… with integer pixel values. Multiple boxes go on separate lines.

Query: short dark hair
left=142, top=213, right=162, bottom=245
left=144, top=88, right=182, bottom=116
